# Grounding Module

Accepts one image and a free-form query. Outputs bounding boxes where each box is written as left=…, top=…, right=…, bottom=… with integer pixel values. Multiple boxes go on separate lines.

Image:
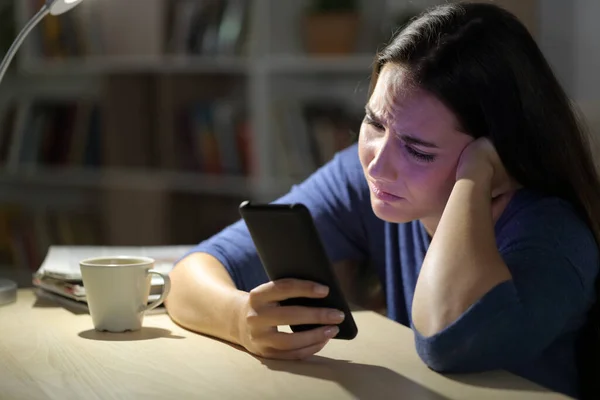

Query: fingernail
left=329, top=310, right=345, bottom=322
left=325, top=326, right=339, bottom=338
left=314, top=285, right=329, bottom=295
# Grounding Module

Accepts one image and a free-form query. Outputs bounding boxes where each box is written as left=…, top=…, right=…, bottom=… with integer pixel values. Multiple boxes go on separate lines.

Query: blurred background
left=0, top=0, right=597, bottom=287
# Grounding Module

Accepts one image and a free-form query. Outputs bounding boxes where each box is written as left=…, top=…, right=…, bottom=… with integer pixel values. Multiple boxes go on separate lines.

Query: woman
left=165, top=3, right=600, bottom=398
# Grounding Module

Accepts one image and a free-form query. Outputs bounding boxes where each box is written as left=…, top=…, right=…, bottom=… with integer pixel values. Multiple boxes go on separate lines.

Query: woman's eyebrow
left=364, top=105, right=439, bottom=149
left=364, top=105, right=383, bottom=123
left=401, top=134, right=439, bottom=149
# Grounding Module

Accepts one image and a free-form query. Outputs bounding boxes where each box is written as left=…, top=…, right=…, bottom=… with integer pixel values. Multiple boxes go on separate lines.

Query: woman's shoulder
left=320, top=142, right=369, bottom=193
left=331, top=142, right=363, bottom=174
left=497, top=188, right=593, bottom=233
left=495, top=188, right=599, bottom=281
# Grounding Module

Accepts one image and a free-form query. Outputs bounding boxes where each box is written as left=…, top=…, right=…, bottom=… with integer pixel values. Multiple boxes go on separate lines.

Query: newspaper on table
left=33, top=245, right=193, bottom=305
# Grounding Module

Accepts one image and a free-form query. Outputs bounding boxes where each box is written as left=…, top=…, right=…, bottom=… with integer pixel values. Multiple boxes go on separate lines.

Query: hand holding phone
left=239, top=201, right=358, bottom=341
left=236, top=278, right=345, bottom=360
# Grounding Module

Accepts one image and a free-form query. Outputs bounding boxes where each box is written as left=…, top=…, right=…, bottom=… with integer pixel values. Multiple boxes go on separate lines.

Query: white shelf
left=264, top=54, right=376, bottom=74
left=0, top=168, right=262, bottom=197
left=19, top=55, right=251, bottom=75
left=0, top=185, right=92, bottom=210
left=18, top=54, right=376, bottom=75
left=5, top=0, right=378, bottom=209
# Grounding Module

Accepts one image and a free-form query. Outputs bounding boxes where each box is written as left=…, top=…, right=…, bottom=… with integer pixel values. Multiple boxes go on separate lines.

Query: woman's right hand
left=236, top=279, right=346, bottom=360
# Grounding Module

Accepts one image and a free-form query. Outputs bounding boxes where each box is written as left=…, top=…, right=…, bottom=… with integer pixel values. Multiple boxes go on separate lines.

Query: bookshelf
left=18, top=55, right=252, bottom=75
left=0, top=0, right=543, bottom=286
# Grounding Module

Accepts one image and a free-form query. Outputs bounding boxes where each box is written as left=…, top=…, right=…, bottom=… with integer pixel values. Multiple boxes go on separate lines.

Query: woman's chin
left=371, top=200, right=416, bottom=224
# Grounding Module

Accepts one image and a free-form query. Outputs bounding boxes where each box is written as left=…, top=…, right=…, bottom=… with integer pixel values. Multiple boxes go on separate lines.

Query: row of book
left=29, top=0, right=91, bottom=59
left=28, top=0, right=250, bottom=59
left=167, top=0, right=250, bottom=56
left=0, top=98, right=252, bottom=175
left=273, top=100, right=362, bottom=180
left=0, top=1, right=15, bottom=60
left=0, top=100, right=102, bottom=168
left=0, top=96, right=360, bottom=178
left=0, top=206, right=102, bottom=275
left=177, top=102, right=252, bottom=175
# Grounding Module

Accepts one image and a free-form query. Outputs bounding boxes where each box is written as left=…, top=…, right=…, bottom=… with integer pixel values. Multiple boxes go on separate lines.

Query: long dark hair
left=368, top=2, right=600, bottom=398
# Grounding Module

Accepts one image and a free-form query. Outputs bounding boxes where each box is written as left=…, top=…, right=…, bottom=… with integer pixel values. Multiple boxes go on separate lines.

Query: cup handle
left=142, top=269, right=171, bottom=313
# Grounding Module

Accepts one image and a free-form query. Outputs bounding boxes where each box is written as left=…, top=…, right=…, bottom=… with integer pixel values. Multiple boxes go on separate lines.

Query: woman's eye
left=365, top=117, right=384, bottom=131
left=405, top=145, right=436, bottom=163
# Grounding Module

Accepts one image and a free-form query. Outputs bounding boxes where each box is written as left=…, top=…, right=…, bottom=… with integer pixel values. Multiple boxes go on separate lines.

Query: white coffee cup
left=79, top=256, right=171, bottom=332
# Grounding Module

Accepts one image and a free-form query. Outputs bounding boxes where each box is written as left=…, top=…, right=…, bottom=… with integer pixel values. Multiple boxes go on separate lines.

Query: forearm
left=165, top=252, right=248, bottom=345
left=412, top=177, right=512, bottom=336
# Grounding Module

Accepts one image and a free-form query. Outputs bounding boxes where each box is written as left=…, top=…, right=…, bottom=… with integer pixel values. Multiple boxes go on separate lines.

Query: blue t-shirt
left=185, top=144, right=598, bottom=398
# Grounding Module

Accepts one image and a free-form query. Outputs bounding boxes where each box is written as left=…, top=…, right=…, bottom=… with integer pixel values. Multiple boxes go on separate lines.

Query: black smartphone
left=239, top=201, right=358, bottom=340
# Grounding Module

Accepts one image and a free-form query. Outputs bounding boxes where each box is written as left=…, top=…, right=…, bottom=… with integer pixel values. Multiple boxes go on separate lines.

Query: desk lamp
left=0, top=0, right=85, bottom=306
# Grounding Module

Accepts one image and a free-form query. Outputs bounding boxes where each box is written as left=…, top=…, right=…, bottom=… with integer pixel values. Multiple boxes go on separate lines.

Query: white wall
left=539, top=0, right=600, bottom=134
left=538, top=0, right=576, bottom=96
left=540, top=0, right=600, bottom=102
left=572, top=0, right=600, bottom=104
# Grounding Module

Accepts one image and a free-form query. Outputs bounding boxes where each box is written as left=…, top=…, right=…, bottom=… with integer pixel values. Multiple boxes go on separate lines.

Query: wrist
left=454, top=169, right=493, bottom=200
left=231, top=290, right=249, bottom=346
left=456, top=163, right=493, bottom=189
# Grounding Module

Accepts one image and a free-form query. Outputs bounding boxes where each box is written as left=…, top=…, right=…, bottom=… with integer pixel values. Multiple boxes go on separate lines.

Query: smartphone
left=239, top=201, right=358, bottom=340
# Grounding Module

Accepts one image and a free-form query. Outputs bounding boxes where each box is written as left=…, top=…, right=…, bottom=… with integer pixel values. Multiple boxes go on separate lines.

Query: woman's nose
left=367, top=139, right=398, bottom=183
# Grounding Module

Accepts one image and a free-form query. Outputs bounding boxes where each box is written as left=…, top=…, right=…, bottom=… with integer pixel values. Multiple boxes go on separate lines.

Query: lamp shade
left=48, top=0, right=84, bottom=16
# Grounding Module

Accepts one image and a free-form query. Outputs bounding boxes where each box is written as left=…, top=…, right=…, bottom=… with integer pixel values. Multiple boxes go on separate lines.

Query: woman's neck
left=419, top=216, right=439, bottom=238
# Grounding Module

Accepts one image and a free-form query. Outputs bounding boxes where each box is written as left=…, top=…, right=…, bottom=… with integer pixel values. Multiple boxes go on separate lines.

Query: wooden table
left=0, top=290, right=570, bottom=400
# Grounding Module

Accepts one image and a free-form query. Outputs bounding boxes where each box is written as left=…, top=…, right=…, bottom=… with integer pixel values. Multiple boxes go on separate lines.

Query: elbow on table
left=413, top=332, right=490, bottom=374
left=411, top=322, right=464, bottom=373
left=415, top=344, right=464, bottom=373
left=414, top=331, right=521, bottom=375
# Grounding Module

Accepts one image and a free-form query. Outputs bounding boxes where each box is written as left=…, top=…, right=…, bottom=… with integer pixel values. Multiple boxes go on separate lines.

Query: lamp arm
left=0, top=4, right=50, bottom=84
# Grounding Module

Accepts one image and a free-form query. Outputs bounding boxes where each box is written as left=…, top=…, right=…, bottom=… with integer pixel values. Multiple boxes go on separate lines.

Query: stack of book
left=32, top=245, right=193, bottom=314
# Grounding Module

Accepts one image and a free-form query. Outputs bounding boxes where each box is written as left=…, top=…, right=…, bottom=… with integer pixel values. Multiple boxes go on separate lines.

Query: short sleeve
left=178, top=144, right=372, bottom=292
left=414, top=193, right=599, bottom=373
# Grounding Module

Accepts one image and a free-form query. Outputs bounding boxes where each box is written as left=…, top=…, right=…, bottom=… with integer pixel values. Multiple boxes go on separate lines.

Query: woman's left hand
left=456, top=138, right=521, bottom=220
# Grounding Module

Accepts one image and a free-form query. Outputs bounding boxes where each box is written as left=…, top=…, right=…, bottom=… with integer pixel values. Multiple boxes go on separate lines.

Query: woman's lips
left=369, top=181, right=404, bottom=202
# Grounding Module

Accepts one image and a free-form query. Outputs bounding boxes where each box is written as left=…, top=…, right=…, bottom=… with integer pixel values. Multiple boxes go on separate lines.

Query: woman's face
left=358, top=64, right=473, bottom=232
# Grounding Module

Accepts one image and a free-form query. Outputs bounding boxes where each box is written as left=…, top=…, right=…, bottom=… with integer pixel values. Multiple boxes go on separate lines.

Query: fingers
left=249, top=279, right=329, bottom=306
left=242, top=279, right=341, bottom=361
left=261, top=339, right=331, bottom=360
left=250, top=305, right=345, bottom=327
left=264, top=326, right=340, bottom=351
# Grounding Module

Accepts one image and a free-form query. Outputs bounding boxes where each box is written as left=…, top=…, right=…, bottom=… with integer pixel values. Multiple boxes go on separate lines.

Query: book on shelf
left=0, top=207, right=103, bottom=278
left=1, top=98, right=102, bottom=171
left=167, top=0, right=250, bottom=56
left=176, top=100, right=251, bottom=175
left=0, top=1, right=15, bottom=61
left=272, top=99, right=361, bottom=181
left=27, top=0, right=92, bottom=59
left=0, top=95, right=252, bottom=175
left=32, top=245, right=194, bottom=315
left=26, top=0, right=251, bottom=60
